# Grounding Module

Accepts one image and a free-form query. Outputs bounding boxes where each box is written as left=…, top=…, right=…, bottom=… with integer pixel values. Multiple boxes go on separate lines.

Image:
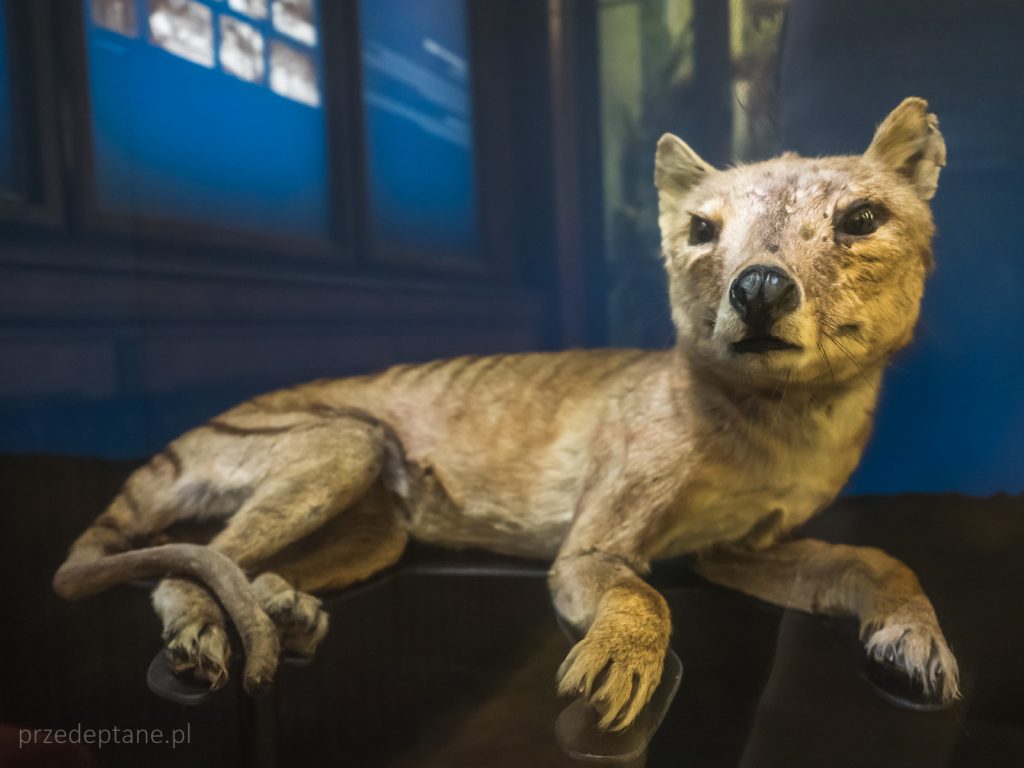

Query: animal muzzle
left=728, top=264, right=801, bottom=335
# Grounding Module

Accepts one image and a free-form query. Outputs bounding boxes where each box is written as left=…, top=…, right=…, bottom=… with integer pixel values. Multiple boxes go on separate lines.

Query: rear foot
left=252, top=572, right=330, bottom=660
left=152, top=579, right=232, bottom=689
left=162, top=618, right=232, bottom=689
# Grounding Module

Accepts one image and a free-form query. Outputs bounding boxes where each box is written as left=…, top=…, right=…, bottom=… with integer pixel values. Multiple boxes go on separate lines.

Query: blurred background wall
left=1, top=0, right=1021, bottom=496
left=0, top=0, right=585, bottom=456
left=597, top=0, right=1024, bottom=495
left=777, top=0, right=1024, bottom=494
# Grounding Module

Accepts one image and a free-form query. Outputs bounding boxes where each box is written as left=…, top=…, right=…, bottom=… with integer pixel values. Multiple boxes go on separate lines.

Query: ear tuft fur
left=865, top=97, right=946, bottom=201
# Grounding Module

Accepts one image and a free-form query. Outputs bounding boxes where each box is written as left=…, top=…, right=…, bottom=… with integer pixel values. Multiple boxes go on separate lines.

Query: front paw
left=862, top=611, right=960, bottom=707
left=557, top=619, right=667, bottom=731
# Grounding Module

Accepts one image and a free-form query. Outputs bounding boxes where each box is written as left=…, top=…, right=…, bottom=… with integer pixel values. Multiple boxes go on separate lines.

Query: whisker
left=823, top=331, right=879, bottom=392
left=816, top=339, right=835, bottom=383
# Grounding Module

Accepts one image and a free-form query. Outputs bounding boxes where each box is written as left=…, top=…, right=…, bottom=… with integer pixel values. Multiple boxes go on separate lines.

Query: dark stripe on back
left=460, top=354, right=506, bottom=393
left=534, top=354, right=576, bottom=389
left=406, top=359, right=449, bottom=385
left=206, top=420, right=297, bottom=437
left=305, top=404, right=404, bottom=451
left=595, top=350, right=648, bottom=385
left=93, top=514, right=137, bottom=549
left=123, top=487, right=142, bottom=518
left=159, top=446, right=184, bottom=478
left=303, top=402, right=342, bottom=419
left=294, top=403, right=411, bottom=494
left=443, top=355, right=480, bottom=385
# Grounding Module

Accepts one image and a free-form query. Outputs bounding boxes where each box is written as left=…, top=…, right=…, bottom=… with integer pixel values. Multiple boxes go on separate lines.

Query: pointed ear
left=654, top=134, right=714, bottom=238
left=865, top=97, right=947, bottom=201
left=655, top=133, right=714, bottom=197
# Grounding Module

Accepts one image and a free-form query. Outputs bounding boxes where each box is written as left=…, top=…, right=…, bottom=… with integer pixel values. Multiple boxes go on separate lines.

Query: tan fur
left=55, top=97, right=958, bottom=728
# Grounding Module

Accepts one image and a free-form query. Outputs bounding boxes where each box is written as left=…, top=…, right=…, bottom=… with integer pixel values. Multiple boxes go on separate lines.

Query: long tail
left=53, top=500, right=279, bottom=694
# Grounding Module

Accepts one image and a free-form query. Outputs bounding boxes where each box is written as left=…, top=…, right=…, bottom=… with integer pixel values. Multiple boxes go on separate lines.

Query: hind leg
left=251, top=484, right=409, bottom=660
left=151, top=411, right=397, bottom=685
left=64, top=444, right=239, bottom=688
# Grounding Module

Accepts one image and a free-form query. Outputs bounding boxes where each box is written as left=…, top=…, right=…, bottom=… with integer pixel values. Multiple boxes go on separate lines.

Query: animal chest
left=656, top=403, right=870, bottom=557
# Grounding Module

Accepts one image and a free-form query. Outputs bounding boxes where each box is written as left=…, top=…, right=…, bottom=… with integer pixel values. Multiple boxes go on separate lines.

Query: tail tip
left=53, top=567, right=82, bottom=600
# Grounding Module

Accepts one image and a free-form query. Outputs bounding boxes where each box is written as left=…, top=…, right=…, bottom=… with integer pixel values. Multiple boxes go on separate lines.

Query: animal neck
left=667, top=345, right=887, bottom=441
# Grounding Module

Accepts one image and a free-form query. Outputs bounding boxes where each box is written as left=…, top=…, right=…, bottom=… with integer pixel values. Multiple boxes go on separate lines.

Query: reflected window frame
left=0, top=0, right=64, bottom=229
left=2, top=0, right=513, bottom=284
left=352, top=0, right=489, bottom=276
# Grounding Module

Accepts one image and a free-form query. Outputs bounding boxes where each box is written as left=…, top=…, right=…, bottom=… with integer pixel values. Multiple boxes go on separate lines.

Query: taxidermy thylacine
left=55, top=97, right=958, bottom=731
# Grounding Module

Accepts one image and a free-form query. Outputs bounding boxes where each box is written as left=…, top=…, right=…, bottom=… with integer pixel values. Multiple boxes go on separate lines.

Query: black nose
left=729, top=264, right=800, bottom=332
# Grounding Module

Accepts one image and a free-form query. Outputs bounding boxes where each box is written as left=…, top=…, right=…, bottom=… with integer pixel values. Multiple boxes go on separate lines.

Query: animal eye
left=839, top=204, right=879, bottom=236
left=689, top=215, right=718, bottom=245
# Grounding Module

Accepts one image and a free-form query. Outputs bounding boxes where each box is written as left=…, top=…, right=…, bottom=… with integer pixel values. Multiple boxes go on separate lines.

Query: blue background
left=360, top=0, right=478, bottom=257
left=85, top=0, right=329, bottom=237
left=779, top=0, right=1024, bottom=495
left=0, top=0, right=1020, bottom=499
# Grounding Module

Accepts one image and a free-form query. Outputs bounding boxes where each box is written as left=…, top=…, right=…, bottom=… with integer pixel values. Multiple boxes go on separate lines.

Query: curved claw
left=862, top=653, right=956, bottom=712
left=555, top=648, right=682, bottom=763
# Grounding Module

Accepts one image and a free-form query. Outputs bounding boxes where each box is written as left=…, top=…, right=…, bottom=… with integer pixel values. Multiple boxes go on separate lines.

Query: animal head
left=655, top=97, right=945, bottom=388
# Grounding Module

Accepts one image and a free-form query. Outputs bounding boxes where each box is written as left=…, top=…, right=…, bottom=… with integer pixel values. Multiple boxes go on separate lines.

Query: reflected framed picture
left=228, top=0, right=268, bottom=22
left=272, top=0, right=317, bottom=46
left=91, top=0, right=137, bottom=37
left=147, top=0, right=214, bottom=68
left=68, top=0, right=345, bottom=260
left=220, top=14, right=264, bottom=84
left=270, top=39, right=319, bottom=106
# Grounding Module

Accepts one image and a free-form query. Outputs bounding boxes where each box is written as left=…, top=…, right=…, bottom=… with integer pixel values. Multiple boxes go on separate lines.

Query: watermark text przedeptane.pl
left=19, top=723, right=191, bottom=749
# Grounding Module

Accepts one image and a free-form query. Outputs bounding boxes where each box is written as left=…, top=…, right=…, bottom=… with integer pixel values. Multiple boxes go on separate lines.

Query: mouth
left=731, top=336, right=802, bottom=355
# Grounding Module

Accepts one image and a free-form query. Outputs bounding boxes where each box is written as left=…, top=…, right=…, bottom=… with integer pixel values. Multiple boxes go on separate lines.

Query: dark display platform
left=1, top=454, right=1021, bottom=767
